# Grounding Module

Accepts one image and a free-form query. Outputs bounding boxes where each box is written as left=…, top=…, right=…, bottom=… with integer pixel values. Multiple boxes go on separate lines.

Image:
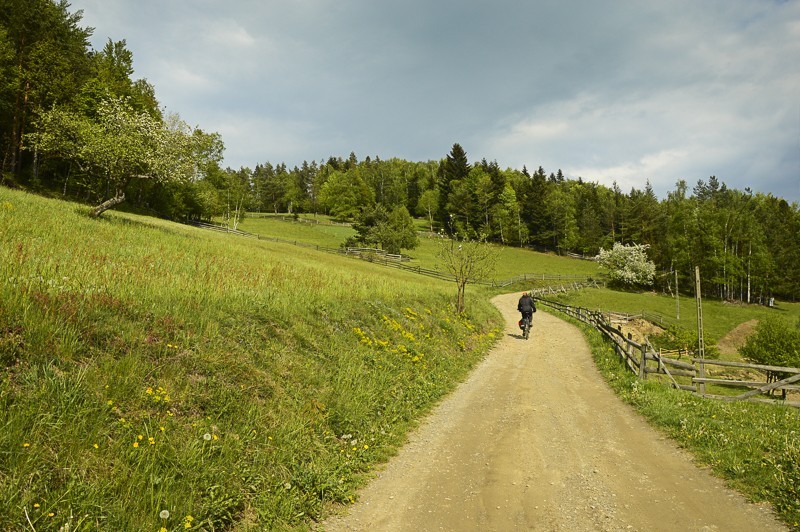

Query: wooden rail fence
left=536, top=298, right=800, bottom=408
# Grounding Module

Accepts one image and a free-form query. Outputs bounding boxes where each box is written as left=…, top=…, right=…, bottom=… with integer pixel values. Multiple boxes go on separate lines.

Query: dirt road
left=321, top=293, right=786, bottom=531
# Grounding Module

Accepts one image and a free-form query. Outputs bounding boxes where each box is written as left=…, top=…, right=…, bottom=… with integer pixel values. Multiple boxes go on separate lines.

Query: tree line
left=1, top=0, right=223, bottom=217
left=3, top=1, right=798, bottom=302
left=235, top=145, right=800, bottom=303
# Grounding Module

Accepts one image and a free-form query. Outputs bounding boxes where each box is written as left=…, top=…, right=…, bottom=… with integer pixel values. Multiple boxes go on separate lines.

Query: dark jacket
left=517, top=294, right=536, bottom=314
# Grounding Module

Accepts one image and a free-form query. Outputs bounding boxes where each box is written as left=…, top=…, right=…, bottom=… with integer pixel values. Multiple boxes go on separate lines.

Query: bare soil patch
left=615, top=318, right=665, bottom=346
left=717, top=319, right=758, bottom=356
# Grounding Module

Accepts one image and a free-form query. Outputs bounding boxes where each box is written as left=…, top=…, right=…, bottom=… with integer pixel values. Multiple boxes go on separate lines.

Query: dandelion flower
left=160, top=426, right=165, bottom=432
left=22, top=443, right=30, bottom=447
left=159, top=510, right=170, bottom=519
left=148, top=437, right=155, bottom=445
left=33, top=504, right=40, bottom=509
left=146, top=387, right=154, bottom=395
left=203, top=433, right=212, bottom=441
left=133, top=442, right=139, bottom=448
left=160, top=528, right=168, bottom=532
left=138, top=434, right=143, bottom=440
left=107, top=400, right=113, bottom=406
left=212, top=434, right=218, bottom=441
left=48, top=512, right=54, bottom=517
left=93, top=443, right=99, bottom=449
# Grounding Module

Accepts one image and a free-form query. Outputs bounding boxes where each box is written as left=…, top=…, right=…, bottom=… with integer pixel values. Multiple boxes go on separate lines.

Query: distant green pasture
left=241, top=213, right=601, bottom=283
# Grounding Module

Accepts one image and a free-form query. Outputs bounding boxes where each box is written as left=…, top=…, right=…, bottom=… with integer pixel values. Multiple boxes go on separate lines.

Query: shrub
left=740, top=316, right=800, bottom=368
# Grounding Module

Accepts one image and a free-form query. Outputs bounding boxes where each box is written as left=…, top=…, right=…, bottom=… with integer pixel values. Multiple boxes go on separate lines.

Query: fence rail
left=536, top=297, right=800, bottom=408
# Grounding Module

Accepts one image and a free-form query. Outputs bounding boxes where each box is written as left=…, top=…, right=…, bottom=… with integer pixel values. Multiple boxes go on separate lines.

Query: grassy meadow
left=236, top=213, right=601, bottom=283
left=4, top=196, right=799, bottom=530
left=0, top=190, right=502, bottom=530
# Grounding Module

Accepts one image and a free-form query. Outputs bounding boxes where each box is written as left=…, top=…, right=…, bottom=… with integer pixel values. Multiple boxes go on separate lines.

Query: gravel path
left=320, top=293, right=786, bottom=531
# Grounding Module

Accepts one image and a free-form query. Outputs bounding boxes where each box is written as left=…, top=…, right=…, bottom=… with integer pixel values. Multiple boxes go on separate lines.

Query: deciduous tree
left=32, top=97, right=215, bottom=217
left=596, top=242, right=656, bottom=287
left=437, top=237, right=498, bottom=313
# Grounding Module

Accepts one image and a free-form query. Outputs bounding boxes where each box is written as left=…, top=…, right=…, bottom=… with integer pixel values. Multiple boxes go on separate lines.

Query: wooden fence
left=536, top=298, right=800, bottom=408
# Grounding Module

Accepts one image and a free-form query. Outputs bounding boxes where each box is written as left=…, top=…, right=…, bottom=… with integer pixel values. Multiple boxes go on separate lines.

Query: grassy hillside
left=0, top=190, right=502, bottom=530
left=236, top=214, right=601, bottom=282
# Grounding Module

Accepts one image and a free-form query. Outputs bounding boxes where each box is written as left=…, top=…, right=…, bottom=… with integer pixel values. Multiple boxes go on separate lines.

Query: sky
left=69, top=0, right=800, bottom=202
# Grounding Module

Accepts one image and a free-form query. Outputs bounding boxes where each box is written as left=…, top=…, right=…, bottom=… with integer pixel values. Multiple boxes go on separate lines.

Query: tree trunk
left=92, top=191, right=126, bottom=217
left=456, top=281, right=467, bottom=314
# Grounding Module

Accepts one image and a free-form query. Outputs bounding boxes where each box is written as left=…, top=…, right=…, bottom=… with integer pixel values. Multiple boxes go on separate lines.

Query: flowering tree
left=32, top=97, right=218, bottom=217
left=596, top=242, right=656, bottom=287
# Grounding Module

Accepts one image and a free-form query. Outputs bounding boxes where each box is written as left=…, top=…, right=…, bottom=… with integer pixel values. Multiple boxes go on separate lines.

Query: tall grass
left=0, top=190, right=501, bottom=530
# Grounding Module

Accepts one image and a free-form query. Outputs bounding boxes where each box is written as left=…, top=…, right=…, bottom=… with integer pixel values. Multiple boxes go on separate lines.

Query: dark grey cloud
left=71, top=0, right=800, bottom=201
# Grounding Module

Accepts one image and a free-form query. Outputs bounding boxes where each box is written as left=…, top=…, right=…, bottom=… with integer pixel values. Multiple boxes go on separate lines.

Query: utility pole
left=695, top=266, right=705, bottom=395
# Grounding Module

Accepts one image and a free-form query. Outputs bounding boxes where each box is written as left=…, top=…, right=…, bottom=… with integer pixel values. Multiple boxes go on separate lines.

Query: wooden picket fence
left=536, top=298, right=800, bottom=408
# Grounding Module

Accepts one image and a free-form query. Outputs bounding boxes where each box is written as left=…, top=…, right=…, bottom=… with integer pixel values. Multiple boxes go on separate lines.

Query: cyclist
left=517, top=291, right=536, bottom=332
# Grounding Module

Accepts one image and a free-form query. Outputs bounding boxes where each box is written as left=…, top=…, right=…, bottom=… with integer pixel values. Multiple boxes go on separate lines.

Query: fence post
left=639, top=344, right=647, bottom=379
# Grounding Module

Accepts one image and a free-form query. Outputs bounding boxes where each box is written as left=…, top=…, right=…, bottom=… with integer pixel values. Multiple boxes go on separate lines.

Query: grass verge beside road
left=0, top=190, right=502, bottom=530
left=555, top=310, right=800, bottom=528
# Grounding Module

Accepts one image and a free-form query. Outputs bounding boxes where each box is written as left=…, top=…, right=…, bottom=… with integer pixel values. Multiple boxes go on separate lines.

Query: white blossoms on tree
left=595, top=242, right=656, bottom=287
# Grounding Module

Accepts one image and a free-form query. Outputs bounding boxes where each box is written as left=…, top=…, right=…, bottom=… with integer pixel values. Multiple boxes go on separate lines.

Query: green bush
left=740, top=316, right=800, bottom=368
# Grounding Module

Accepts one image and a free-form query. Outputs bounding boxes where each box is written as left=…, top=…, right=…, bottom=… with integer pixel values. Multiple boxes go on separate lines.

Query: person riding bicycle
left=517, top=291, right=536, bottom=330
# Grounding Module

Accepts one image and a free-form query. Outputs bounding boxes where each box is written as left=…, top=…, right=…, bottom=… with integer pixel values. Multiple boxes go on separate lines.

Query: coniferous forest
left=2, top=0, right=799, bottom=301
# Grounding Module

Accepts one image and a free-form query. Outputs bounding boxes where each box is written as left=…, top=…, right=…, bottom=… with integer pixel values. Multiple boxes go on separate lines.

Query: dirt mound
left=717, top=319, right=758, bottom=356
left=617, top=318, right=665, bottom=346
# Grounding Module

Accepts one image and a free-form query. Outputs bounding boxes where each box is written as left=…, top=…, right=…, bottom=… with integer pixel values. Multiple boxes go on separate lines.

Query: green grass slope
left=236, top=214, right=601, bottom=282
left=0, top=190, right=501, bottom=530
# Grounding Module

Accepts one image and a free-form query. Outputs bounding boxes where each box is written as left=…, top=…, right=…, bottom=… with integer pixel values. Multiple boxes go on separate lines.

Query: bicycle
left=520, top=315, right=532, bottom=340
